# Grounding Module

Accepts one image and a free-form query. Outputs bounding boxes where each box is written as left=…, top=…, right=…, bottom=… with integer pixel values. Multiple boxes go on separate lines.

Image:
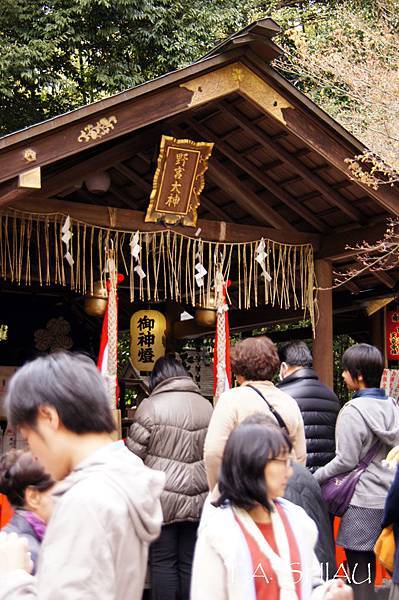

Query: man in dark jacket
left=277, top=341, right=340, bottom=472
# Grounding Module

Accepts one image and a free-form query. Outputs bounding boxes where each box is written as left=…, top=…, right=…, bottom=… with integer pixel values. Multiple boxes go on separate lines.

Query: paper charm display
left=145, top=135, right=214, bottom=227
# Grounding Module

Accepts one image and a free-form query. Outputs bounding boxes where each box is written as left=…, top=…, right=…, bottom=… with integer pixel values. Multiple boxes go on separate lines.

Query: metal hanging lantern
left=85, top=171, right=111, bottom=195
left=195, top=291, right=217, bottom=327
left=84, top=281, right=108, bottom=317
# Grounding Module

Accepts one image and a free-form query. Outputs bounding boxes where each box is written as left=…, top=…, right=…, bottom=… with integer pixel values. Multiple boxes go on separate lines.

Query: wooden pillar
left=165, top=301, right=182, bottom=354
left=370, top=309, right=386, bottom=358
left=313, top=259, right=333, bottom=388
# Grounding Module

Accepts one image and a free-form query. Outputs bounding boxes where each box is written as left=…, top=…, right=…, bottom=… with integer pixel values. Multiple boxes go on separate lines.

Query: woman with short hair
left=0, top=449, right=54, bottom=573
left=191, top=422, right=351, bottom=600
left=127, top=355, right=213, bottom=600
left=204, top=336, right=306, bottom=492
left=315, top=343, right=399, bottom=600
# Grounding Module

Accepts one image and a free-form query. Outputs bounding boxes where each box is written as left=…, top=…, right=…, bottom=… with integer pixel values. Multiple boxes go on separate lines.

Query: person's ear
left=37, top=405, right=60, bottom=432
left=279, top=362, right=287, bottom=380
left=24, top=487, right=41, bottom=512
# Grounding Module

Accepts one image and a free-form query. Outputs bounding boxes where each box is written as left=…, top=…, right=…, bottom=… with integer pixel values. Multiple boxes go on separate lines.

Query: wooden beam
left=0, top=128, right=164, bottom=209
left=0, top=179, right=31, bottom=206
left=200, top=195, right=233, bottom=222
left=10, top=197, right=321, bottom=247
left=109, top=185, right=139, bottom=210
left=372, top=270, right=396, bottom=289
left=186, top=118, right=327, bottom=232
left=313, top=259, right=333, bottom=387
left=343, top=280, right=361, bottom=294
left=114, top=163, right=151, bottom=194
left=318, top=222, right=388, bottom=260
left=206, top=160, right=295, bottom=230
left=221, top=100, right=362, bottom=222
left=0, top=85, right=194, bottom=185
left=278, top=102, right=399, bottom=217
left=174, top=305, right=306, bottom=338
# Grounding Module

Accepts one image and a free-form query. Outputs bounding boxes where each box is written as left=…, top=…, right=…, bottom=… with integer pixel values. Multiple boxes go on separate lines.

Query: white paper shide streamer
left=61, top=215, right=74, bottom=266
left=256, top=238, right=272, bottom=282
left=130, top=230, right=146, bottom=279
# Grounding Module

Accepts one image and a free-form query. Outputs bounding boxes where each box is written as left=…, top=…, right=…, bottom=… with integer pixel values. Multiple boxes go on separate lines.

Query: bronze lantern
left=84, top=282, right=108, bottom=317
left=195, top=292, right=217, bottom=328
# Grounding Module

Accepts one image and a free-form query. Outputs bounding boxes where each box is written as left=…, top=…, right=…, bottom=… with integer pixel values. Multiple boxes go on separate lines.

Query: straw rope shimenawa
left=0, top=208, right=316, bottom=331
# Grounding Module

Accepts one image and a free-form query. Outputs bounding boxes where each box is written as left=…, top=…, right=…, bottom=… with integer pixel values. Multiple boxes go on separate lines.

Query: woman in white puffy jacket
left=191, top=418, right=351, bottom=600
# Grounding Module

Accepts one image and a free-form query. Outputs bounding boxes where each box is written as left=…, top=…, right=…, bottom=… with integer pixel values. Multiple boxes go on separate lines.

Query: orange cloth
left=237, top=505, right=302, bottom=600
left=0, top=494, right=13, bottom=527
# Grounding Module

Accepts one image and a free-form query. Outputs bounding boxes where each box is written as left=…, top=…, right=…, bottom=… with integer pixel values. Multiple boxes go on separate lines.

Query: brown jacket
left=127, top=376, right=213, bottom=524
left=204, top=381, right=307, bottom=491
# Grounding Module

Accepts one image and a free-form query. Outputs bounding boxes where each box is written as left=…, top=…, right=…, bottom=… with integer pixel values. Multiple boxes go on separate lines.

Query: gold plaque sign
left=145, top=135, right=214, bottom=227
left=130, top=310, right=166, bottom=372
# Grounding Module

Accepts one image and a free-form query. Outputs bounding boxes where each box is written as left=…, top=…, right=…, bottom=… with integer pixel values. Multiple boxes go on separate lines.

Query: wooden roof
left=0, top=17, right=398, bottom=311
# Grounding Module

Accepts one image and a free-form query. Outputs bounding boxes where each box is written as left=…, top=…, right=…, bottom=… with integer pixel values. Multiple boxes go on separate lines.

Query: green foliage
left=0, top=0, right=277, bottom=134
left=333, top=334, right=355, bottom=405
left=118, top=329, right=137, bottom=407
left=0, top=0, right=344, bottom=135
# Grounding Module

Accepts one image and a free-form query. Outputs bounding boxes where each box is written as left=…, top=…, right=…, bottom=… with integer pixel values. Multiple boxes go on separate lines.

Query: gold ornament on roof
left=23, top=148, right=37, bottom=162
left=78, top=116, right=118, bottom=143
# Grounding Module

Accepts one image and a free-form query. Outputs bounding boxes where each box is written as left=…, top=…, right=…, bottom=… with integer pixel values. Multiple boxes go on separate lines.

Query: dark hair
left=0, top=450, right=54, bottom=508
left=241, top=412, right=282, bottom=429
left=278, top=341, right=313, bottom=368
left=342, top=343, right=384, bottom=388
left=149, top=355, right=188, bottom=393
left=5, top=352, right=115, bottom=433
left=230, top=336, right=279, bottom=381
left=215, top=422, right=292, bottom=512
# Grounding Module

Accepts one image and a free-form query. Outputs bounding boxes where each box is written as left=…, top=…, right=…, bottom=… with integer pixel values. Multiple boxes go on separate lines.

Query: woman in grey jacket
left=127, top=356, right=213, bottom=600
left=314, top=344, right=399, bottom=600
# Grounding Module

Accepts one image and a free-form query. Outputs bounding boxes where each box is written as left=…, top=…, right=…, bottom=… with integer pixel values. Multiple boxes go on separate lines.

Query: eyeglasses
left=270, top=457, right=293, bottom=468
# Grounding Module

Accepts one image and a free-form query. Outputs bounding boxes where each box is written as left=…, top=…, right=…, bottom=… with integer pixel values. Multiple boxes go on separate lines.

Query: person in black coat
left=285, top=462, right=336, bottom=574
left=277, top=341, right=340, bottom=472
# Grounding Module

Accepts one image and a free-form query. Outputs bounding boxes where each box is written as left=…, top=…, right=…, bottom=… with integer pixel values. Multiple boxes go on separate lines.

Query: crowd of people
left=0, top=337, right=397, bottom=600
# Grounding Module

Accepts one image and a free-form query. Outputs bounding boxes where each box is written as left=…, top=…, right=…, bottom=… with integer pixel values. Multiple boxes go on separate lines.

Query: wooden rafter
left=371, top=270, right=396, bottom=289
left=186, top=117, right=327, bottom=232
left=220, top=100, right=362, bottom=222
left=109, top=185, right=139, bottom=210
left=200, top=195, right=234, bottom=222
left=114, top=163, right=151, bottom=194
left=318, top=222, right=388, bottom=260
left=172, top=125, right=295, bottom=230
left=207, top=160, right=294, bottom=230
left=244, top=57, right=399, bottom=217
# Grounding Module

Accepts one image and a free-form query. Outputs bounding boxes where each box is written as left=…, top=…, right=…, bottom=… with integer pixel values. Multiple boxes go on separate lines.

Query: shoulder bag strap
left=246, top=384, right=290, bottom=434
left=359, top=440, right=382, bottom=469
